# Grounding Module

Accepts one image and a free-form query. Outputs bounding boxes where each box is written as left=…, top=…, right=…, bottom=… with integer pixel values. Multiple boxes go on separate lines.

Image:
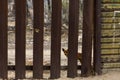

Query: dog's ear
left=62, top=48, right=65, bottom=51
left=67, top=49, right=68, bottom=51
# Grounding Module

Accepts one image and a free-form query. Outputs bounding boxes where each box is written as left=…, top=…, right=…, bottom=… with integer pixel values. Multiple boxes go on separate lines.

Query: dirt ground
left=6, top=69, right=120, bottom=80
left=55, top=70, right=120, bottom=80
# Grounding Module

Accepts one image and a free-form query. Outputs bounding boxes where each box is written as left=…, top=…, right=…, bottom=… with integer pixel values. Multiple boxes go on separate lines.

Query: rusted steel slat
left=102, top=28, right=120, bottom=30
left=101, top=9, right=120, bottom=12
left=101, top=16, right=120, bottom=18
left=33, top=0, right=44, bottom=79
left=50, top=0, right=61, bottom=79
left=101, top=36, right=120, bottom=38
left=68, top=0, right=79, bottom=78
left=15, top=0, right=26, bottom=79
left=101, top=61, right=120, bottom=63
left=93, top=0, right=102, bottom=75
left=101, top=21, right=118, bottom=24
left=101, top=2, right=120, bottom=4
left=81, top=0, right=93, bottom=77
left=101, top=53, right=120, bottom=56
left=0, top=0, right=8, bottom=78
left=102, top=67, right=120, bottom=69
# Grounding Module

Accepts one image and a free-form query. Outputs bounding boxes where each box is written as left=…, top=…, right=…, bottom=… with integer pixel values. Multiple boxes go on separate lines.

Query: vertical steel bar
left=93, top=0, right=102, bottom=75
left=81, top=0, right=94, bottom=77
left=0, top=0, right=8, bottom=79
left=33, top=0, right=44, bottom=79
left=15, top=0, right=26, bottom=79
left=50, top=0, right=62, bottom=79
left=67, top=0, right=79, bottom=78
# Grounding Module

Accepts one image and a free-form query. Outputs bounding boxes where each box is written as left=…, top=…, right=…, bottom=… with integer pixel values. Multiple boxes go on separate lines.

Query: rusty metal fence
left=0, top=0, right=100, bottom=79
left=101, top=0, right=120, bottom=69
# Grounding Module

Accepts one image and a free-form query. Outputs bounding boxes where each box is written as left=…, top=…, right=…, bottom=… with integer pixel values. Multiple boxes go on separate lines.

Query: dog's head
left=62, top=48, right=68, bottom=56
